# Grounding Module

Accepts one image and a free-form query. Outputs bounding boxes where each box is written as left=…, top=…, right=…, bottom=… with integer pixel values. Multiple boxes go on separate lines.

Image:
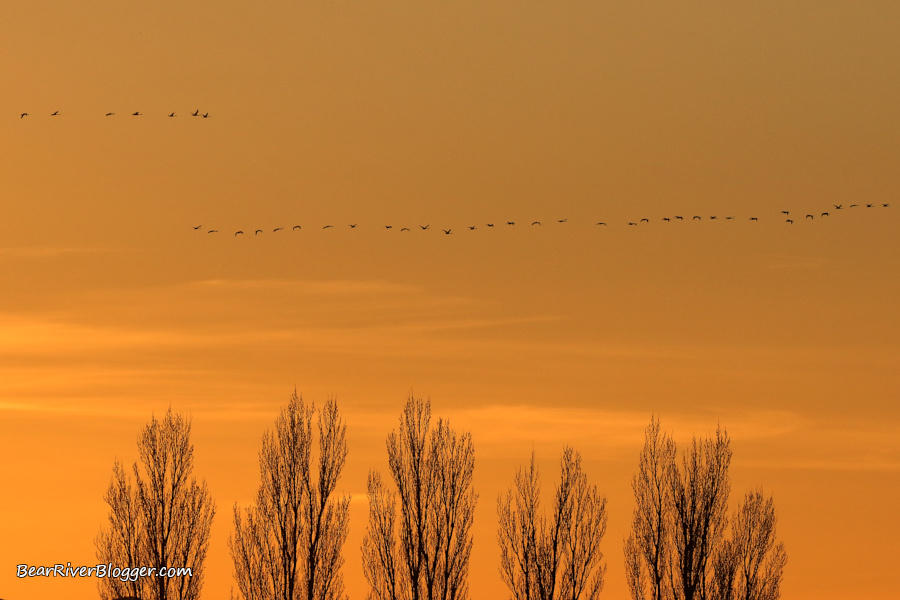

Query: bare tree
left=711, top=490, right=786, bottom=600
left=230, top=392, right=350, bottom=600
left=498, top=447, right=609, bottom=600
left=96, top=407, right=216, bottom=600
left=362, top=395, right=477, bottom=600
left=669, top=425, right=731, bottom=600
left=624, top=416, right=676, bottom=600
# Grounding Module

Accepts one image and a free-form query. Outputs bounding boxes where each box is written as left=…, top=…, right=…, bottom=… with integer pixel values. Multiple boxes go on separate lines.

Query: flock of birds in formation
left=194, top=203, right=891, bottom=236
left=17, top=110, right=211, bottom=118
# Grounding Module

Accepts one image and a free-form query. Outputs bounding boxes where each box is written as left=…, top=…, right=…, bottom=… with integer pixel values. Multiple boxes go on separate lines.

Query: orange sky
left=2, top=2, right=899, bottom=599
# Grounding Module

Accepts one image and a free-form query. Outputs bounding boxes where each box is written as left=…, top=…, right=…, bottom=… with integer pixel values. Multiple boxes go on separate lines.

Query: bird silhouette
left=884, top=203, right=891, bottom=207
left=235, top=230, right=243, bottom=236
left=51, top=111, right=59, bottom=116
left=486, top=223, right=495, bottom=227
left=558, top=219, right=567, bottom=223
left=401, top=227, right=410, bottom=231
left=850, top=204, right=859, bottom=207
left=168, top=112, right=176, bottom=117
left=781, top=210, right=790, bottom=215
left=507, top=221, right=515, bottom=225
left=323, top=225, right=333, bottom=229
left=191, top=110, right=200, bottom=116
left=105, top=112, right=115, bottom=116
left=349, top=224, right=357, bottom=228
left=532, top=221, right=541, bottom=226
left=273, top=227, right=283, bottom=232
left=693, top=216, right=701, bottom=220
left=640, top=218, right=649, bottom=223
left=468, top=226, right=476, bottom=230
left=750, top=217, right=758, bottom=221
left=385, top=225, right=392, bottom=229
left=806, top=214, right=814, bottom=219
left=20, top=113, right=27, bottom=118
left=443, top=229, right=452, bottom=234
left=192, top=225, right=202, bottom=230
left=834, top=204, right=843, bottom=209
left=866, top=204, right=874, bottom=207
left=202, top=113, right=209, bottom=118
left=596, top=222, right=607, bottom=226
left=662, top=217, right=671, bottom=222
left=293, top=225, right=302, bottom=230
left=709, top=216, right=717, bottom=220
left=255, top=229, right=263, bottom=235
left=786, top=219, right=793, bottom=224
left=132, top=111, right=141, bottom=116
left=628, top=222, right=638, bottom=226
left=821, top=212, right=829, bottom=217
left=420, top=225, right=429, bottom=230
left=674, top=216, right=684, bottom=220
left=207, top=229, right=218, bottom=233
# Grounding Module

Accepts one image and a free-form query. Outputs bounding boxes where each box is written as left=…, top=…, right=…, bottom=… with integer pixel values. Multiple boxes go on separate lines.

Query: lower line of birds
left=18, top=110, right=210, bottom=118
left=195, top=203, right=891, bottom=236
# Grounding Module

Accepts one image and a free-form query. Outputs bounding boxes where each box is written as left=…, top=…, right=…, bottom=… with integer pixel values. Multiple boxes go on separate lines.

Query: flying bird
left=709, top=216, right=717, bottom=220
left=674, top=216, right=684, bottom=220
left=640, top=218, right=649, bottom=223
left=806, top=214, right=814, bottom=219
left=884, top=203, right=891, bottom=207
left=323, top=225, right=333, bottom=229
left=786, top=219, right=793, bottom=224
left=385, top=225, right=392, bottom=229
left=850, top=204, right=859, bottom=207
left=255, top=229, right=263, bottom=235
left=419, top=224, right=429, bottom=230
left=191, top=110, right=200, bottom=116
left=662, top=217, right=671, bottom=222
left=693, top=216, right=701, bottom=220
left=202, top=113, right=209, bottom=118
left=235, top=230, right=243, bottom=236
left=207, top=229, right=218, bottom=233
left=192, top=225, right=202, bottom=230
left=168, top=112, right=177, bottom=117
left=273, top=227, right=283, bottom=232
left=468, top=226, right=476, bottom=230
left=750, top=217, right=759, bottom=221
left=781, top=210, right=790, bottom=215
left=349, top=224, right=357, bottom=228
left=20, top=113, right=27, bottom=118
left=558, top=219, right=567, bottom=223
left=532, top=221, right=541, bottom=226
left=821, top=212, right=829, bottom=217
left=596, top=222, right=607, bottom=226
left=443, top=229, right=452, bottom=234
left=867, top=204, right=874, bottom=208
left=834, top=204, right=843, bottom=209
left=105, top=112, right=115, bottom=116
left=486, top=223, right=494, bottom=227
left=401, top=227, right=410, bottom=231
left=293, top=225, right=301, bottom=230
left=132, top=111, right=141, bottom=116
left=726, top=216, right=735, bottom=220
left=507, top=221, right=515, bottom=225
left=628, top=222, right=638, bottom=226
left=51, top=111, right=59, bottom=116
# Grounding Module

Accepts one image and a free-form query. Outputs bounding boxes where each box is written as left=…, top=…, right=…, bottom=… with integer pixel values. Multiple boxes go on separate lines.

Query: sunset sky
left=2, top=1, right=899, bottom=599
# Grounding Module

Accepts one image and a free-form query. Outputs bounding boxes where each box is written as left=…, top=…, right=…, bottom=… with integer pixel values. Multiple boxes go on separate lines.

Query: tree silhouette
left=361, top=395, right=477, bottom=600
left=626, top=419, right=785, bottom=600
left=624, top=416, right=676, bottom=600
left=669, top=426, right=731, bottom=600
left=711, top=490, right=786, bottom=600
left=497, top=447, right=608, bottom=600
left=96, top=407, right=216, bottom=600
left=230, top=392, right=350, bottom=600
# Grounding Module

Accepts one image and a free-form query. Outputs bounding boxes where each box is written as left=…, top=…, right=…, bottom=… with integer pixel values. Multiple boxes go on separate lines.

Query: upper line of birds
left=17, top=110, right=210, bottom=118
left=194, top=203, right=891, bottom=236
